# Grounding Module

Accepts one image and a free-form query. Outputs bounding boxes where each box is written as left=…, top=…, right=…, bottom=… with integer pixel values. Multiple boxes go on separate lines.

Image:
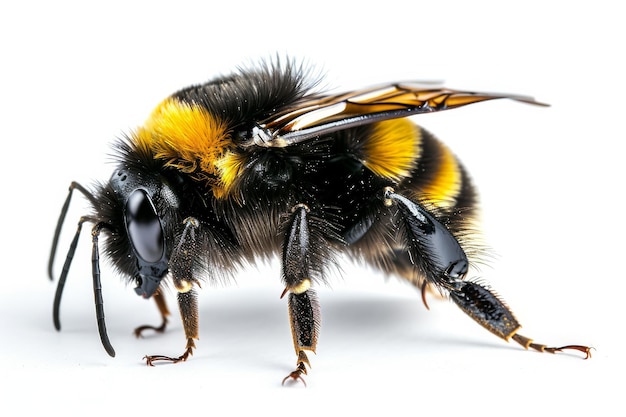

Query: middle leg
left=280, top=203, right=323, bottom=386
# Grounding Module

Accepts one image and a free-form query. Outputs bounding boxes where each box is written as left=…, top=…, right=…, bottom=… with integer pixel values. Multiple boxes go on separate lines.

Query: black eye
left=125, top=189, right=164, bottom=263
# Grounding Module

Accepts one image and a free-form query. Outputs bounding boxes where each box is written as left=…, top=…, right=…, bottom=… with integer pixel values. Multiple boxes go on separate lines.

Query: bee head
left=105, top=165, right=181, bottom=298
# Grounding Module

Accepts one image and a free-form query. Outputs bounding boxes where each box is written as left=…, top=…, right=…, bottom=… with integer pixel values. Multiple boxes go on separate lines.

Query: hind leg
left=359, top=188, right=591, bottom=358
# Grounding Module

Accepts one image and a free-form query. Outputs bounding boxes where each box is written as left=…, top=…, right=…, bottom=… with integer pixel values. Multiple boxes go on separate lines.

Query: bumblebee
left=49, top=59, right=591, bottom=385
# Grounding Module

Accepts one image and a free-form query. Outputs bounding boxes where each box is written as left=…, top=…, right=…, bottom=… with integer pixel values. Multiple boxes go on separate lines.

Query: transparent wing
left=254, top=83, right=547, bottom=147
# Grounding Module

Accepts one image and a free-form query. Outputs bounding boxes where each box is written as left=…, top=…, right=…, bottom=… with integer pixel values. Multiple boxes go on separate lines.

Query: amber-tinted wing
left=254, top=83, right=547, bottom=147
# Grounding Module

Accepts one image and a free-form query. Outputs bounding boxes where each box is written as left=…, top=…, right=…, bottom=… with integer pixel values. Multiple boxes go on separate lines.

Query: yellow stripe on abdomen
left=361, top=119, right=421, bottom=182
left=418, top=139, right=462, bottom=209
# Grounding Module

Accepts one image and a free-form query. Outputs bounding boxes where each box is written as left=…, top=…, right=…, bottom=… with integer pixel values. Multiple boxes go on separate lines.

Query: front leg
left=134, top=289, right=171, bottom=337
left=144, top=217, right=201, bottom=365
left=281, top=204, right=322, bottom=386
left=145, top=289, right=198, bottom=365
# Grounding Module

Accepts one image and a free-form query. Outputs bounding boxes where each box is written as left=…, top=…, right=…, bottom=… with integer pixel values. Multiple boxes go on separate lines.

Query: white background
left=1, top=1, right=622, bottom=415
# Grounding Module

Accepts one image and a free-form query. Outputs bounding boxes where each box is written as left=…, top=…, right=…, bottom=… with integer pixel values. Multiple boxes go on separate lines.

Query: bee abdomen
left=356, top=119, right=473, bottom=213
left=405, top=127, right=472, bottom=212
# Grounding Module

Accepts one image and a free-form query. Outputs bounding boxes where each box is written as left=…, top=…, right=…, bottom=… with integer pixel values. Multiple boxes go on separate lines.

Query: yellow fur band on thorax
left=133, top=98, right=238, bottom=198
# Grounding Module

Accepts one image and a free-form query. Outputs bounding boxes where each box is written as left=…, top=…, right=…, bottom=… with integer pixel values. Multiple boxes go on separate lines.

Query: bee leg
left=449, top=280, right=592, bottom=358
left=144, top=289, right=198, bottom=365
left=510, top=333, right=592, bottom=358
left=385, top=188, right=591, bottom=358
left=280, top=204, right=321, bottom=386
left=144, top=217, right=201, bottom=365
left=134, top=289, right=171, bottom=337
left=282, top=291, right=319, bottom=387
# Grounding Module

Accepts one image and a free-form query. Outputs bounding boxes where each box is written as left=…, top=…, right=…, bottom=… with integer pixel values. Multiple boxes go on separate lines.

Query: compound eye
left=125, top=189, right=164, bottom=263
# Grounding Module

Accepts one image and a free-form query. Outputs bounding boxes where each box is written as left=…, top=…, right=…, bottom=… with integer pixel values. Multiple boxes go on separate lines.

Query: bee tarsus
left=511, top=334, right=593, bottom=359
left=282, top=351, right=311, bottom=387
left=144, top=338, right=196, bottom=366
